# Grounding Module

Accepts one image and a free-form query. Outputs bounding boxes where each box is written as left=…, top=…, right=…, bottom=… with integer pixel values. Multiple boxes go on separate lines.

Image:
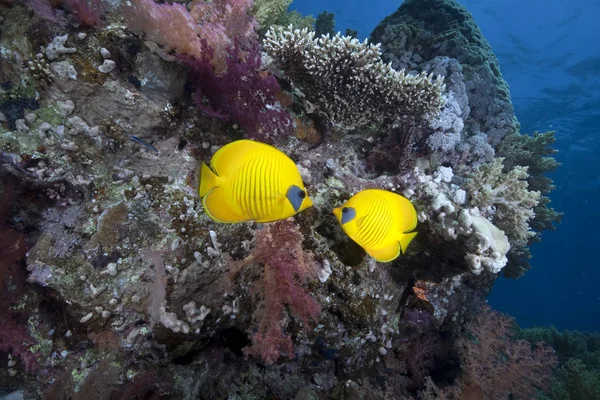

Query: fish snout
left=304, top=195, right=314, bottom=209
left=332, top=207, right=341, bottom=220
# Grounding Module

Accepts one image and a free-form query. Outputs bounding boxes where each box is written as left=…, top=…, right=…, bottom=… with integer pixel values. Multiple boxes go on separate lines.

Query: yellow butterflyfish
left=198, top=139, right=313, bottom=223
left=333, top=189, right=418, bottom=262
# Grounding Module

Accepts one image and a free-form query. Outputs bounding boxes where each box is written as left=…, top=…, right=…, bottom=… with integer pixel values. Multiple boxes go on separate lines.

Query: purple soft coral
left=27, top=0, right=103, bottom=26
left=182, top=38, right=293, bottom=143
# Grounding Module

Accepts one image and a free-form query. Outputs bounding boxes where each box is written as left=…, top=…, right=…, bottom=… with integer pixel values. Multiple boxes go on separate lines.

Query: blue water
left=292, top=0, right=600, bottom=331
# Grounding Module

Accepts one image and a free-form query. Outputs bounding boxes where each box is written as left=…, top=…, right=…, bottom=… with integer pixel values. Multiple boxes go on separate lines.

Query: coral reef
left=251, top=0, right=315, bottom=35
left=498, top=130, right=563, bottom=259
left=314, top=11, right=335, bottom=37
left=370, top=0, right=518, bottom=145
left=26, top=0, right=105, bottom=27
left=124, top=0, right=292, bottom=140
left=418, top=306, right=557, bottom=399
left=251, top=0, right=292, bottom=28
left=0, top=0, right=561, bottom=397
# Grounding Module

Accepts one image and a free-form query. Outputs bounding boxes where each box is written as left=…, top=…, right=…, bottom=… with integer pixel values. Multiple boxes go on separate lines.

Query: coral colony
left=0, top=0, right=563, bottom=398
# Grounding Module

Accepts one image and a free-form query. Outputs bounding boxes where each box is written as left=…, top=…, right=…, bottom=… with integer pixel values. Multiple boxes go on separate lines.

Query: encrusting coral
left=397, top=165, right=512, bottom=275
left=371, top=0, right=518, bottom=145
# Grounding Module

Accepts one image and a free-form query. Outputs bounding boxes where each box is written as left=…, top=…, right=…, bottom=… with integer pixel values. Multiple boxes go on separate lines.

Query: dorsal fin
left=210, top=140, right=274, bottom=176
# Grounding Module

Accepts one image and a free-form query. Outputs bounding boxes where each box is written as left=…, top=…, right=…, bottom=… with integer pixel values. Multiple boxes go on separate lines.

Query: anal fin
left=366, top=243, right=401, bottom=263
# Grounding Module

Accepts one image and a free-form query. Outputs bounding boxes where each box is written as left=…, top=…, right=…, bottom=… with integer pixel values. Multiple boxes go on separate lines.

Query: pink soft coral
left=124, top=0, right=292, bottom=140
left=124, top=0, right=256, bottom=72
left=238, top=220, right=321, bottom=365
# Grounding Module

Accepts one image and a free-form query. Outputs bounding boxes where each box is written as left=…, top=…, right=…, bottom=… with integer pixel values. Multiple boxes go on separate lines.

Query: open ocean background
left=291, top=0, right=600, bottom=331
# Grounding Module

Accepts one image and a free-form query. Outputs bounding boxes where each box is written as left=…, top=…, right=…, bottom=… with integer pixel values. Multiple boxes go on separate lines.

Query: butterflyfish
left=333, top=189, right=418, bottom=262
left=198, top=139, right=313, bottom=223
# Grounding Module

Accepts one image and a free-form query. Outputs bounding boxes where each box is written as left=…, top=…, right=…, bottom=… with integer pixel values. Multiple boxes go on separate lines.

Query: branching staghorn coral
left=264, top=26, right=446, bottom=129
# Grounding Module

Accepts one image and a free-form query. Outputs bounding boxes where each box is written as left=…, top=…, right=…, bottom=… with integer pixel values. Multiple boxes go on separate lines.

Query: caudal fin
left=198, top=163, right=219, bottom=198
left=399, top=231, right=418, bottom=254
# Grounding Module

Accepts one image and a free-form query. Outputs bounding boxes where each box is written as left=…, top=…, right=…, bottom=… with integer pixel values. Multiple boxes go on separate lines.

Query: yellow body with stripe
left=198, top=140, right=313, bottom=223
left=333, top=189, right=418, bottom=262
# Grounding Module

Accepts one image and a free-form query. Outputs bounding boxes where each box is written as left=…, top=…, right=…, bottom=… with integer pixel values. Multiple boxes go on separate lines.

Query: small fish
left=333, top=189, right=418, bottom=262
left=198, top=139, right=313, bottom=223
left=130, top=135, right=159, bottom=153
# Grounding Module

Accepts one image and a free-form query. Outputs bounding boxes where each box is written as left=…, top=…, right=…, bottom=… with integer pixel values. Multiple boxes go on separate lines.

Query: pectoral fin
left=254, top=192, right=287, bottom=223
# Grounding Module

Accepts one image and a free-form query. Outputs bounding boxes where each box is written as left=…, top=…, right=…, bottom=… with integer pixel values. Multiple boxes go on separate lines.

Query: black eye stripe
left=340, top=207, right=356, bottom=224
left=286, top=185, right=305, bottom=212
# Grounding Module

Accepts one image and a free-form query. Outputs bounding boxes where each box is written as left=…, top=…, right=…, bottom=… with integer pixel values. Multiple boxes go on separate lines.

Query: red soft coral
left=453, top=305, right=557, bottom=399
left=0, top=227, right=39, bottom=373
left=239, top=220, right=321, bottom=364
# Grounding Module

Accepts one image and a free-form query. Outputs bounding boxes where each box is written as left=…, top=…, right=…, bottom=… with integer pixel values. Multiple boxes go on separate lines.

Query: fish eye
left=299, top=191, right=306, bottom=199
left=342, top=207, right=348, bottom=214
